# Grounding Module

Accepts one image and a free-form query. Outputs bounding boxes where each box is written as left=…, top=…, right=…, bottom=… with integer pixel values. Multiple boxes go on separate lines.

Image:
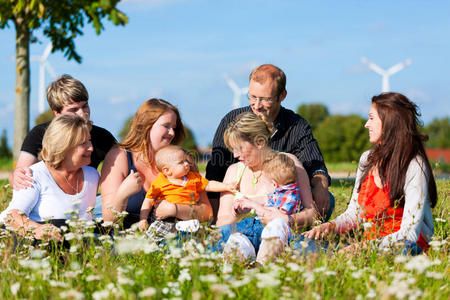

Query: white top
left=0, top=161, right=99, bottom=223
left=333, top=151, right=434, bottom=248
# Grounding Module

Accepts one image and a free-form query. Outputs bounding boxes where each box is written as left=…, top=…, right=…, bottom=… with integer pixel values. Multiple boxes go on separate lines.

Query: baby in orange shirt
left=139, top=145, right=234, bottom=233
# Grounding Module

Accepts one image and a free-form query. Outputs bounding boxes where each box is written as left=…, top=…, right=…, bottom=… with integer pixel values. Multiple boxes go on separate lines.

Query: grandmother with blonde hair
left=214, top=112, right=316, bottom=263
left=0, top=114, right=99, bottom=241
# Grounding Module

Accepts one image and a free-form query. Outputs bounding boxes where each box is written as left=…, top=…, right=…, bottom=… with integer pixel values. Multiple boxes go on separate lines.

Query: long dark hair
left=358, top=93, right=437, bottom=208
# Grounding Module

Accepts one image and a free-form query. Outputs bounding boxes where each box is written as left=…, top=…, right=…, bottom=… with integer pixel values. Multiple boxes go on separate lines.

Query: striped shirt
left=205, top=106, right=330, bottom=187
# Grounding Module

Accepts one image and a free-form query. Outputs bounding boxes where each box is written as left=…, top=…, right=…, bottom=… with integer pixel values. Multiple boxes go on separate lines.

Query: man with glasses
left=206, top=64, right=333, bottom=225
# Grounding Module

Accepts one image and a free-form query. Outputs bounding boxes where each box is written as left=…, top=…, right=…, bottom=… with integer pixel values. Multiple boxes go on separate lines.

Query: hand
left=233, top=198, right=253, bottom=215
left=12, top=167, right=34, bottom=190
left=225, top=181, right=238, bottom=194
left=33, top=224, right=62, bottom=242
left=258, top=207, right=287, bottom=225
left=302, top=222, right=335, bottom=240
left=139, top=219, right=149, bottom=231
left=121, top=170, right=143, bottom=196
left=152, top=200, right=177, bottom=220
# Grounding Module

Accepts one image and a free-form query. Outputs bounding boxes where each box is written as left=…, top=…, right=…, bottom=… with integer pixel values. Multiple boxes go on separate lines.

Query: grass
left=0, top=157, right=13, bottom=171
left=0, top=179, right=448, bottom=299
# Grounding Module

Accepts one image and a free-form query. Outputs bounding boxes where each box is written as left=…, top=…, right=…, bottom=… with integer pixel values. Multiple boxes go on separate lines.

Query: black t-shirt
left=21, top=121, right=117, bottom=169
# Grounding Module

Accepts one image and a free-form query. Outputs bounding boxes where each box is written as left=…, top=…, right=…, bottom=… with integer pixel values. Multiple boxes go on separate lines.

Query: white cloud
left=405, top=88, right=431, bottom=104
left=107, top=93, right=138, bottom=104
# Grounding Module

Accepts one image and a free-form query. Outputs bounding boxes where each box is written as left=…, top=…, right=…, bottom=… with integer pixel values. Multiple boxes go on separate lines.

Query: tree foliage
left=0, top=0, right=128, bottom=160
left=297, top=103, right=329, bottom=131
left=34, top=107, right=54, bottom=125
left=315, top=114, right=371, bottom=163
left=0, top=129, right=12, bottom=158
left=423, top=117, right=450, bottom=148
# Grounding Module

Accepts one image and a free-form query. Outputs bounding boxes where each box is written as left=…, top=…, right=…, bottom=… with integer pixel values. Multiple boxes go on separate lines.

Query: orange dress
left=145, top=172, right=209, bottom=205
left=358, top=171, right=429, bottom=252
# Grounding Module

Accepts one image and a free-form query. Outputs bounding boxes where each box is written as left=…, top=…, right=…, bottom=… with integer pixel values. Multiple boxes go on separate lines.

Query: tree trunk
left=13, top=20, right=30, bottom=162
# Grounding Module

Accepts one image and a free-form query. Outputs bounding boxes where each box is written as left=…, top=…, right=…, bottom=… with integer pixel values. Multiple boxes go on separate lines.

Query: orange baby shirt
left=145, top=171, right=209, bottom=205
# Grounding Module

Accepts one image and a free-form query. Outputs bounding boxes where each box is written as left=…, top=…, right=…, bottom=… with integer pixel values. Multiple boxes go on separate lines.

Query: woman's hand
left=33, top=224, right=62, bottom=242
left=152, top=200, right=177, bottom=220
left=258, top=207, right=288, bottom=225
left=302, top=222, right=336, bottom=240
left=121, top=170, right=143, bottom=196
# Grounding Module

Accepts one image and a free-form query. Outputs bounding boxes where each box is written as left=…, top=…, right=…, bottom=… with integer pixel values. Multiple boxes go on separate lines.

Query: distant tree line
left=1, top=107, right=448, bottom=162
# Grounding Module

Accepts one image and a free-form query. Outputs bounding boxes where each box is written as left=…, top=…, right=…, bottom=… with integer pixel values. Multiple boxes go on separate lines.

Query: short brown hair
left=119, top=98, right=185, bottom=165
left=40, top=114, right=92, bottom=169
left=46, top=74, right=89, bottom=113
left=263, top=152, right=297, bottom=186
left=249, top=64, right=286, bottom=96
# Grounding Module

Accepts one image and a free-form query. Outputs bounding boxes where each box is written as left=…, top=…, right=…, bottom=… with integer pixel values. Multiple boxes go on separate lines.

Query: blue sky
left=1, top=0, right=449, bottom=147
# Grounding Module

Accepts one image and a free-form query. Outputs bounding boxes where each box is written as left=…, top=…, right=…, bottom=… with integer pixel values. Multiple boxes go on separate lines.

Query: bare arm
left=9, top=152, right=38, bottom=190
left=216, top=164, right=239, bottom=226
left=100, top=148, right=143, bottom=222
left=205, top=180, right=236, bottom=193
left=4, top=209, right=61, bottom=241
left=139, top=198, right=153, bottom=230
left=311, top=174, right=330, bottom=221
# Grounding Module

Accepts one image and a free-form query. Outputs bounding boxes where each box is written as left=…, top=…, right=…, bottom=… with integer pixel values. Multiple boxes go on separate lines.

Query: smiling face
left=149, top=110, right=178, bottom=152
left=365, top=104, right=383, bottom=144
left=230, top=139, right=264, bottom=169
left=248, top=79, right=285, bottom=122
left=64, top=133, right=93, bottom=169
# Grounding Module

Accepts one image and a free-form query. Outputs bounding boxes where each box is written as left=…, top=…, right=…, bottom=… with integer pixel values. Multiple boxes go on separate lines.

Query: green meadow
left=0, top=179, right=448, bottom=299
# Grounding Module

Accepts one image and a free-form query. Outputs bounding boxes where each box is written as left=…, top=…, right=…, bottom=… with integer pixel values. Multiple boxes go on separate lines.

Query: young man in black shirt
left=9, top=75, right=116, bottom=189
left=206, top=64, right=333, bottom=224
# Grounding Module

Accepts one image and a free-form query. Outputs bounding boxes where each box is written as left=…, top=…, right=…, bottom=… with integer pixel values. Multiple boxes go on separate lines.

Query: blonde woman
left=100, top=98, right=212, bottom=228
left=214, top=112, right=316, bottom=262
left=0, top=114, right=98, bottom=241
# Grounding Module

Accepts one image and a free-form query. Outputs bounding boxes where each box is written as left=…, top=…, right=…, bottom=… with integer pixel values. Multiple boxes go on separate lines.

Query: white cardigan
left=332, top=151, right=434, bottom=248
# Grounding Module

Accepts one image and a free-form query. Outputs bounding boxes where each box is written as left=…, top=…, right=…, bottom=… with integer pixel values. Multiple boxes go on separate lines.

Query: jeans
left=212, top=217, right=265, bottom=253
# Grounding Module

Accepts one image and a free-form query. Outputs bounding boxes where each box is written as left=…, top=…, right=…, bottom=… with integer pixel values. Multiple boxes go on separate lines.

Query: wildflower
left=117, top=275, right=135, bottom=286
left=303, top=271, right=314, bottom=283
left=366, top=288, right=376, bottom=298
left=64, top=232, right=76, bottom=241
left=92, top=290, right=110, bottom=300
left=138, top=287, right=157, bottom=298
left=70, top=245, right=78, bottom=253
left=425, top=271, right=444, bottom=279
left=210, top=284, right=235, bottom=298
left=199, top=274, right=219, bottom=283
left=102, top=221, right=113, bottom=227
left=435, top=218, right=446, bottom=223
left=178, top=269, right=191, bottom=282
left=404, top=255, right=432, bottom=273
left=351, top=270, right=364, bottom=279
left=59, top=289, right=84, bottom=300
left=10, top=282, right=20, bottom=296
left=230, top=277, right=251, bottom=288
left=50, top=280, right=70, bottom=288
left=286, top=262, right=303, bottom=272
left=256, top=273, right=280, bottom=288
left=86, top=275, right=101, bottom=282
left=312, top=292, right=321, bottom=300
left=362, top=222, right=372, bottom=229
left=30, top=249, right=46, bottom=258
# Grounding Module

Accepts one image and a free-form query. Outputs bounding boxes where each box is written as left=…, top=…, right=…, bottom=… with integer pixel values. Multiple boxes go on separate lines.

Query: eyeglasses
left=247, top=93, right=278, bottom=104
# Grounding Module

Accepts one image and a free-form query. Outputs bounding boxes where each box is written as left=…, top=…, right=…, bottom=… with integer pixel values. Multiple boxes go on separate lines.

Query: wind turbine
left=360, top=57, right=412, bottom=92
left=223, top=73, right=248, bottom=109
left=31, top=43, right=57, bottom=113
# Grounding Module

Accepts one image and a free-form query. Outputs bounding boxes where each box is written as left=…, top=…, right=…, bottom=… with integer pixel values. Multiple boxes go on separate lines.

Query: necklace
left=63, top=171, right=79, bottom=194
left=251, top=170, right=262, bottom=188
